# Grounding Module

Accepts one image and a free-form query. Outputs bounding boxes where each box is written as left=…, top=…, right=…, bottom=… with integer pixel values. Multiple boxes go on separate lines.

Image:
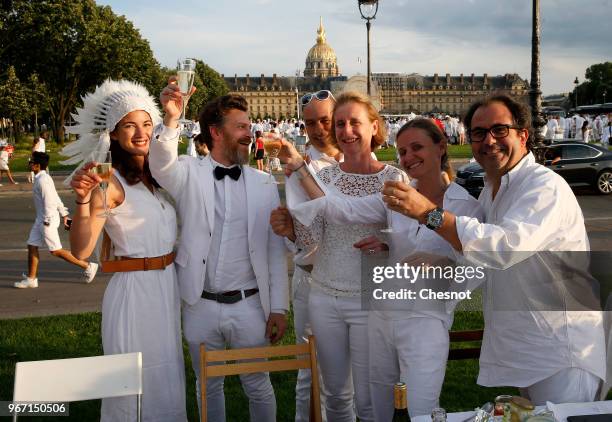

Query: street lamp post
left=358, top=0, right=379, bottom=97
left=529, top=0, right=545, bottom=156
left=574, top=77, right=579, bottom=109
left=295, top=69, right=301, bottom=120
left=295, top=87, right=300, bottom=120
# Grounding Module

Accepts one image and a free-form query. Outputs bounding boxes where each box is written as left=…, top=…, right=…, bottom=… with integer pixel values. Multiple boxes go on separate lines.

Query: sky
left=98, top=0, right=611, bottom=96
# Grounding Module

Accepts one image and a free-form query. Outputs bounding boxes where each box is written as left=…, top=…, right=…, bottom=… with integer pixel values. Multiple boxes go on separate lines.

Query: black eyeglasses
left=469, top=124, right=524, bottom=143
left=300, top=90, right=335, bottom=107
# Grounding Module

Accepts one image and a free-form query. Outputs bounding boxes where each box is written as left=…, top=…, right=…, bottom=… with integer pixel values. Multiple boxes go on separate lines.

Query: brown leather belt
left=101, top=252, right=175, bottom=273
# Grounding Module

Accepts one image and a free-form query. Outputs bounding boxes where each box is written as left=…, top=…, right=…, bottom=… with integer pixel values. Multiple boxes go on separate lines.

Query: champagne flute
left=263, top=132, right=283, bottom=185
left=92, top=151, right=113, bottom=218
left=295, top=144, right=307, bottom=161
left=177, top=58, right=196, bottom=124
left=381, top=171, right=408, bottom=233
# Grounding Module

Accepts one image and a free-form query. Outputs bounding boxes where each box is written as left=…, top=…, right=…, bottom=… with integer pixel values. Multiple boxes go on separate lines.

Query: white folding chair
left=12, top=352, right=142, bottom=421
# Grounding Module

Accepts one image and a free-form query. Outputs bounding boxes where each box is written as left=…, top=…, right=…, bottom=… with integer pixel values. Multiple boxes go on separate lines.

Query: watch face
left=426, top=208, right=444, bottom=229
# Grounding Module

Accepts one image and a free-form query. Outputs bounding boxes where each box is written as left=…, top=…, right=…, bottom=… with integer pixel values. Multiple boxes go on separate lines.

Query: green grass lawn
left=375, top=144, right=473, bottom=162
left=5, top=135, right=190, bottom=173
left=0, top=309, right=531, bottom=422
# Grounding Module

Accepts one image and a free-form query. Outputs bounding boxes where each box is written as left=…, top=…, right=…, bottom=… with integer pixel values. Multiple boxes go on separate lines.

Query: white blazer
left=149, top=126, right=289, bottom=318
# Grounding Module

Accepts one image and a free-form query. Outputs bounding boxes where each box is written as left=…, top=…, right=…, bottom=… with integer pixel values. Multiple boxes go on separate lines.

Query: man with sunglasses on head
left=269, top=89, right=340, bottom=422
left=299, top=90, right=342, bottom=167
left=383, top=94, right=606, bottom=404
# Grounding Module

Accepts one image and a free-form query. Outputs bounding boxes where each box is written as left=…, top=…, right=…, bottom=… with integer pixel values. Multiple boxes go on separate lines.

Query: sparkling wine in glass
left=92, top=152, right=113, bottom=218
left=295, top=144, right=307, bottom=161
left=263, top=132, right=283, bottom=185
left=177, top=58, right=196, bottom=124
left=381, top=171, right=408, bottom=233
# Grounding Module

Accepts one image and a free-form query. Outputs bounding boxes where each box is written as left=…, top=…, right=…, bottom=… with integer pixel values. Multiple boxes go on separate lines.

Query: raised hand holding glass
left=177, top=58, right=196, bottom=124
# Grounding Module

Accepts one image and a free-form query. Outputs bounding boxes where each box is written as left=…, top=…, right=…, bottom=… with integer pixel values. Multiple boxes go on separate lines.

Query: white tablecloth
left=412, top=401, right=612, bottom=422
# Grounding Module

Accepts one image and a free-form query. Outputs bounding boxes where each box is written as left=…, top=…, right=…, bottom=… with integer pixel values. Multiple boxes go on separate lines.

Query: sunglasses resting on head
left=300, top=90, right=336, bottom=107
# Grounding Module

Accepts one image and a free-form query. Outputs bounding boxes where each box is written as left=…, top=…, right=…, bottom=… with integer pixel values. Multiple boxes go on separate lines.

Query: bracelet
left=295, top=164, right=310, bottom=181
left=292, top=160, right=306, bottom=172
left=75, top=198, right=91, bottom=205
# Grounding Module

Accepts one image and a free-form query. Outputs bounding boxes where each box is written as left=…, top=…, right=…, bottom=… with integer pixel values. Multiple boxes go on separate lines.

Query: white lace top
left=295, top=163, right=403, bottom=297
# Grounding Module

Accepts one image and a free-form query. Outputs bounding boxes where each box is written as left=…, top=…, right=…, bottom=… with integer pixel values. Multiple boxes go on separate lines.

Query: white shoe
left=14, top=275, right=38, bottom=288
left=13, top=182, right=19, bottom=185
left=83, top=262, right=99, bottom=283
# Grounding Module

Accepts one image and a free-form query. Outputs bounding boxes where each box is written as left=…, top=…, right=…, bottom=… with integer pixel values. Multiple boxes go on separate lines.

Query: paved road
left=1, top=168, right=611, bottom=319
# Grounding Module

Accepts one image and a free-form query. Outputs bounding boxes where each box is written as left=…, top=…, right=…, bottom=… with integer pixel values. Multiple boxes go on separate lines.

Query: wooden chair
left=199, top=335, right=322, bottom=422
left=448, top=329, right=484, bottom=360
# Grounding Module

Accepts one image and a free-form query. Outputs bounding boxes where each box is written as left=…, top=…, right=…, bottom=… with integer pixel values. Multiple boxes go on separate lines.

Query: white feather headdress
left=61, top=79, right=161, bottom=185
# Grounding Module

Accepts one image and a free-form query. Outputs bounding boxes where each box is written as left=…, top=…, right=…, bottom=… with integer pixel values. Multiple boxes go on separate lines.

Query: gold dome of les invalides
left=304, top=17, right=340, bottom=78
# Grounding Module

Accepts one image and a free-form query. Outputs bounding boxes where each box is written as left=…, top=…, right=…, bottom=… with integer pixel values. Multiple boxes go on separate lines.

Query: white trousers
left=182, top=293, right=276, bottom=422
left=292, top=272, right=326, bottom=422
left=308, top=288, right=373, bottom=422
left=520, top=367, right=600, bottom=406
left=369, top=314, right=449, bottom=420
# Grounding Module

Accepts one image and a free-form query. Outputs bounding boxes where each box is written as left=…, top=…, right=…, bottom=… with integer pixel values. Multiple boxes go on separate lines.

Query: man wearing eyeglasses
left=383, top=94, right=606, bottom=404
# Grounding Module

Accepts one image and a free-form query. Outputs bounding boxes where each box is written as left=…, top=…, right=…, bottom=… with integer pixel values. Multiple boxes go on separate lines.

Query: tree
left=0, top=66, right=29, bottom=143
left=569, top=62, right=612, bottom=107
left=26, top=73, right=49, bottom=136
left=0, top=0, right=164, bottom=145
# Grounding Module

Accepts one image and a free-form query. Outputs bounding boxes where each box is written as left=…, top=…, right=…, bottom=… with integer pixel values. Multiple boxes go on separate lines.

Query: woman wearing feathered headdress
left=64, top=79, right=188, bottom=421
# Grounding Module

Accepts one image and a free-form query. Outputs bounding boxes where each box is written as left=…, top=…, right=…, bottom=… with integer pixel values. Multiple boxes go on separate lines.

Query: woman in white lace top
left=282, top=118, right=483, bottom=419
left=292, top=91, right=404, bottom=422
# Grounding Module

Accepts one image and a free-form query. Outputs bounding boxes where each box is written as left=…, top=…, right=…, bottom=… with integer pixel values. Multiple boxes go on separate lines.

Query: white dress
left=101, top=173, right=186, bottom=422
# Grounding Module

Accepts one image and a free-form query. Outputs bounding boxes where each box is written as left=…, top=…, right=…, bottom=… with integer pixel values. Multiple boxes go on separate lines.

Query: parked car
left=455, top=141, right=612, bottom=197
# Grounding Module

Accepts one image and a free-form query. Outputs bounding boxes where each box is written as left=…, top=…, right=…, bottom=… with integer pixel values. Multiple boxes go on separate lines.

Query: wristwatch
left=425, top=207, right=445, bottom=230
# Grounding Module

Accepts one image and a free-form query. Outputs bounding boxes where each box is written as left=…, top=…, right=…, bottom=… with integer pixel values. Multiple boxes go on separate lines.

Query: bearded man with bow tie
left=151, top=81, right=289, bottom=422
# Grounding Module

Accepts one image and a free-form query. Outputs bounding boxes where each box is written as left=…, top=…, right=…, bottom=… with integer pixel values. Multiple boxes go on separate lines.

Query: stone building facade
left=223, top=19, right=528, bottom=118
left=372, top=72, right=529, bottom=115
left=223, top=18, right=343, bottom=119
left=222, top=73, right=345, bottom=119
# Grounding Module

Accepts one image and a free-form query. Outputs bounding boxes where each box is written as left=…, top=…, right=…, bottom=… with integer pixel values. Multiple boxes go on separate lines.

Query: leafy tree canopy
left=0, top=0, right=164, bottom=144
left=570, top=61, right=612, bottom=107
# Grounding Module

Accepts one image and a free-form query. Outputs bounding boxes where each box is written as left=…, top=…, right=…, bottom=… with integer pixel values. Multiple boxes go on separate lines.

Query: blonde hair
left=331, top=91, right=386, bottom=151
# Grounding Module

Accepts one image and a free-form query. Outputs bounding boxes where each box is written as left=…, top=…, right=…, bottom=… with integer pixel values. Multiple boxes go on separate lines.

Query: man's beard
left=224, top=136, right=250, bottom=165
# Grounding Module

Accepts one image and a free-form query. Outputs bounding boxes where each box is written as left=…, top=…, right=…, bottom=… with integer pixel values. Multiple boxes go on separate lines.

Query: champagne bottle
left=392, top=382, right=411, bottom=421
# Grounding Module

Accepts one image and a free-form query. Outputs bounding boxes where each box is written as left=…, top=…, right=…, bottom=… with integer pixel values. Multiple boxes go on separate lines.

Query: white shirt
left=33, top=170, right=68, bottom=224
left=602, top=124, right=612, bottom=145
left=545, top=119, right=558, bottom=139
left=289, top=179, right=483, bottom=327
left=454, top=153, right=606, bottom=387
left=574, top=116, right=586, bottom=139
left=33, top=138, right=46, bottom=153
left=205, top=158, right=257, bottom=292
left=307, top=147, right=343, bottom=172
left=285, top=147, right=339, bottom=296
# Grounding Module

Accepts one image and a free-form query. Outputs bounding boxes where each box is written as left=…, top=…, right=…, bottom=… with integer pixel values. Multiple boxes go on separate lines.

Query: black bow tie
left=214, top=165, right=242, bottom=181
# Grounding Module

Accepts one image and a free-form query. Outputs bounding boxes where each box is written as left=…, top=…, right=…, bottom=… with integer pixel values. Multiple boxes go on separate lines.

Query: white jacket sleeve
left=149, top=124, right=188, bottom=201
left=286, top=163, right=387, bottom=226
left=267, top=185, right=290, bottom=314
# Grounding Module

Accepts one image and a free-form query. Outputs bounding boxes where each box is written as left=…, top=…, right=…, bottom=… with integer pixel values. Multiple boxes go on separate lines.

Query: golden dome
left=307, top=17, right=337, bottom=61
left=304, top=17, right=339, bottom=78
